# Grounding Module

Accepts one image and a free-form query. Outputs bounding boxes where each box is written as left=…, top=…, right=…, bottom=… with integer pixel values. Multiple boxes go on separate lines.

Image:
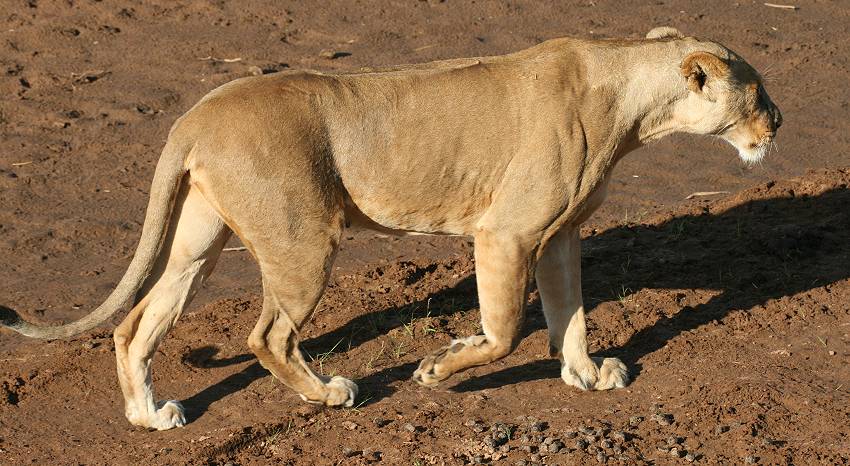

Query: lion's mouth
left=737, top=137, right=775, bottom=166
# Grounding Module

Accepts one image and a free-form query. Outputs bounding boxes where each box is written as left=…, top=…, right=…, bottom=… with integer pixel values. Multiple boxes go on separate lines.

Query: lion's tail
left=0, top=137, right=190, bottom=339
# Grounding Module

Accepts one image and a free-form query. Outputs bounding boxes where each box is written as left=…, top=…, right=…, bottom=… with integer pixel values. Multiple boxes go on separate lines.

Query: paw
left=561, top=357, right=600, bottom=390
left=561, top=357, right=629, bottom=391
left=150, top=400, right=187, bottom=430
left=593, top=357, right=629, bottom=390
left=412, top=352, right=445, bottom=387
left=324, top=376, right=358, bottom=407
left=412, top=336, right=486, bottom=387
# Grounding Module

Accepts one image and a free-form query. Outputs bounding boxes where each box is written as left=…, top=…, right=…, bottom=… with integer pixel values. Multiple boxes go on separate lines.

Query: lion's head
left=652, top=28, right=783, bottom=165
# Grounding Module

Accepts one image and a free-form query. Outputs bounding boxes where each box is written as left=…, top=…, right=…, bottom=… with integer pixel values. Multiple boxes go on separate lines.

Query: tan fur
left=1, top=28, right=781, bottom=430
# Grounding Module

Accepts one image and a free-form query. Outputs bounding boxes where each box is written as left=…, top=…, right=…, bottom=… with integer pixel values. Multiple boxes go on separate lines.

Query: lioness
left=1, top=27, right=780, bottom=430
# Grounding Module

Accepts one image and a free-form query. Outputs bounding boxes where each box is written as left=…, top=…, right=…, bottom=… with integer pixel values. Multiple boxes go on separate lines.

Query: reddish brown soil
left=1, top=1, right=848, bottom=465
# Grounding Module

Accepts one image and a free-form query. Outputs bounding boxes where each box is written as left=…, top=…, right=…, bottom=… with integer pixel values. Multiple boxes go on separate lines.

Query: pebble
left=666, top=436, right=683, bottom=446
left=600, top=439, right=613, bottom=449
left=373, top=418, right=391, bottom=428
left=520, top=445, right=535, bottom=453
left=516, top=461, right=528, bottom=466
left=579, top=426, right=596, bottom=435
left=745, top=455, right=759, bottom=464
left=628, top=416, right=644, bottom=427
left=402, top=422, right=417, bottom=433
left=612, top=444, right=623, bottom=454
left=363, top=448, right=382, bottom=462
left=829, top=350, right=836, bottom=356
left=341, top=420, right=358, bottom=431
left=531, top=421, right=548, bottom=432
left=669, top=447, right=684, bottom=458
left=563, top=430, right=578, bottom=439
left=611, top=431, right=628, bottom=442
left=685, top=452, right=697, bottom=462
left=715, top=425, right=729, bottom=434
left=652, top=413, right=674, bottom=426
left=575, top=439, right=589, bottom=450
left=596, top=451, right=608, bottom=463
left=530, top=453, right=542, bottom=462
left=342, top=447, right=359, bottom=458
left=547, top=440, right=564, bottom=453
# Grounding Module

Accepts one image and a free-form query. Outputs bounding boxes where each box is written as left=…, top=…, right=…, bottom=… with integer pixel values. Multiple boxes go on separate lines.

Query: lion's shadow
left=183, top=183, right=850, bottom=416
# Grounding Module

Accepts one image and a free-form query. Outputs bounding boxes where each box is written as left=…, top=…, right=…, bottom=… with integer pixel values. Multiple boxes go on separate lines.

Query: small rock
left=651, top=413, right=674, bottom=426
left=530, top=453, right=542, bottom=462
left=530, top=421, right=548, bottom=432
left=373, top=418, right=391, bottom=428
left=472, top=455, right=486, bottom=464
left=600, top=439, right=613, bottom=449
left=575, top=439, right=589, bottom=450
left=402, top=423, right=417, bottom=433
left=520, top=445, right=535, bottom=453
left=762, top=437, right=781, bottom=447
left=596, top=451, right=608, bottom=463
left=342, top=447, right=359, bottom=457
left=295, top=404, right=321, bottom=418
left=611, top=431, right=628, bottom=442
left=666, top=436, right=682, bottom=446
left=829, top=350, right=836, bottom=356
left=744, top=455, right=759, bottom=464
left=491, top=431, right=509, bottom=447
left=628, top=416, right=644, bottom=427
left=547, top=441, right=563, bottom=454
left=685, top=452, right=697, bottom=462
left=516, top=461, right=528, bottom=466
left=715, top=425, right=730, bottom=434
left=363, top=448, right=382, bottom=462
left=319, top=49, right=351, bottom=60
left=612, top=444, right=623, bottom=454
left=579, top=426, right=596, bottom=435
left=247, top=65, right=263, bottom=76
left=563, top=430, right=578, bottom=439
left=669, top=447, right=684, bottom=458
left=341, top=420, right=358, bottom=431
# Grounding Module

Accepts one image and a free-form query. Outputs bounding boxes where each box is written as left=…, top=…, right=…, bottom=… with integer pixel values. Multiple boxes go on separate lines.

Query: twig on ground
left=11, top=161, right=32, bottom=166
left=223, top=246, right=248, bottom=252
left=197, top=56, right=243, bottom=63
left=763, top=3, right=798, bottom=10
left=685, top=191, right=730, bottom=200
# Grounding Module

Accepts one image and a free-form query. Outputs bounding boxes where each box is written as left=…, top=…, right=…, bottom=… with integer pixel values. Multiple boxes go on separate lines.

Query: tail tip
left=0, top=305, right=22, bottom=328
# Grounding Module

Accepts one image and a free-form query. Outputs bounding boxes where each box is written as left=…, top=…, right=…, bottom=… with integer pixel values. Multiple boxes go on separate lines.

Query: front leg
left=413, top=231, right=532, bottom=386
left=535, top=227, right=628, bottom=390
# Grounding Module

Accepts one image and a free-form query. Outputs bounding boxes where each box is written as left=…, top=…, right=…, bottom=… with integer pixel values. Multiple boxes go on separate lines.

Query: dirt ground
left=1, top=1, right=848, bottom=465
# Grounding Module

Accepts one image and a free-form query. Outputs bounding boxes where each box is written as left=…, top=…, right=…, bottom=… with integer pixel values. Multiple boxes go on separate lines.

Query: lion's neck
left=591, top=42, right=692, bottom=148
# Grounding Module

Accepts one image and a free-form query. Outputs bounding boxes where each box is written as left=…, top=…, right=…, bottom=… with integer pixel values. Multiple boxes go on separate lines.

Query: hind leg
left=535, top=227, right=628, bottom=391
left=113, top=184, right=229, bottom=430
left=246, top=215, right=357, bottom=407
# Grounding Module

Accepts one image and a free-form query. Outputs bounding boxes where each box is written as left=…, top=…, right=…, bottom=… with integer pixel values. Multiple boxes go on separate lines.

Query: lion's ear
left=646, top=26, right=683, bottom=40
left=680, top=51, right=729, bottom=94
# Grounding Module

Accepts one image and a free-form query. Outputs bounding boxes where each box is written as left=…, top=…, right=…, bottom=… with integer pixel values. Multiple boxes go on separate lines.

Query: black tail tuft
left=0, top=305, right=22, bottom=328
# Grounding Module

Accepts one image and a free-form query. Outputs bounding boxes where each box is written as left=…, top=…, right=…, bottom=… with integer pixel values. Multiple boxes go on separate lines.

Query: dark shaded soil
left=1, top=1, right=848, bottom=465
